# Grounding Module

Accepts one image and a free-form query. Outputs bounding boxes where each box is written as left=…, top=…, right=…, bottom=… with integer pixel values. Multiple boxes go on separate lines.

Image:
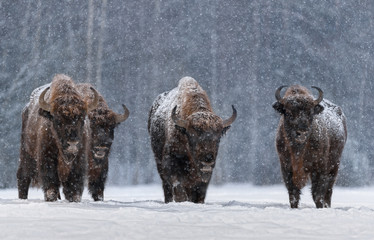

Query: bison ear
left=272, top=101, right=285, bottom=115
left=38, top=108, right=53, bottom=121
left=314, top=104, right=324, bottom=115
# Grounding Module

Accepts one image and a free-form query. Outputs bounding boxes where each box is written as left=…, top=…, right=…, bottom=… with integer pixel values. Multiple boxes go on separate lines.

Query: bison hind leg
left=17, top=154, right=36, bottom=199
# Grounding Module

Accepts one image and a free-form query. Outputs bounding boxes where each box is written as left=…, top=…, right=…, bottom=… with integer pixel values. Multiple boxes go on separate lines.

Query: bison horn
left=39, top=87, right=51, bottom=112
left=172, top=106, right=187, bottom=129
left=223, top=105, right=237, bottom=128
left=275, top=85, right=288, bottom=102
left=311, top=86, right=323, bottom=105
left=115, top=104, right=130, bottom=123
left=87, top=87, right=99, bottom=112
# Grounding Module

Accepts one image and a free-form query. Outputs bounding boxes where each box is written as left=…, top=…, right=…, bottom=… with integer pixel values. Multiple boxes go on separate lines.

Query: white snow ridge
left=1, top=184, right=374, bottom=240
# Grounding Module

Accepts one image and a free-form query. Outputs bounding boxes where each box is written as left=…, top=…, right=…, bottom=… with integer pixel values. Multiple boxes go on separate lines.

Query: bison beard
left=273, top=85, right=347, bottom=208
left=17, top=74, right=98, bottom=202
left=148, top=77, right=236, bottom=203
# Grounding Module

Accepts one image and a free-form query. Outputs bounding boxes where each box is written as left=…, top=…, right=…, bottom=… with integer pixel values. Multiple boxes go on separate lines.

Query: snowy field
left=1, top=184, right=374, bottom=240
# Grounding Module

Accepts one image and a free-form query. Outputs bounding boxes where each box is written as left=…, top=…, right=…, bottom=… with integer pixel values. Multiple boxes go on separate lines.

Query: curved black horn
left=39, top=87, right=51, bottom=112
left=311, top=86, right=323, bottom=105
left=275, top=85, right=288, bottom=102
left=115, top=104, right=130, bottom=123
left=172, top=106, right=187, bottom=129
left=223, top=105, right=237, bottom=128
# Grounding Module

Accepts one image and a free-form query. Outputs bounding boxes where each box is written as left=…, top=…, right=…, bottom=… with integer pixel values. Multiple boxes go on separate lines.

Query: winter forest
left=1, top=0, right=374, bottom=189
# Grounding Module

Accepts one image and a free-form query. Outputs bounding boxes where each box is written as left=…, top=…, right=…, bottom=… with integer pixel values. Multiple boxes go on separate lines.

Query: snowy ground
left=1, top=184, right=374, bottom=240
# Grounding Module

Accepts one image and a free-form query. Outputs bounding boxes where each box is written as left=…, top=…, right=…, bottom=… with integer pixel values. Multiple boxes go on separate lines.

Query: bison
left=273, top=85, right=347, bottom=208
left=77, top=83, right=129, bottom=201
left=148, top=77, right=237, bottom=203
left=17, top=74, right=98, bottom=202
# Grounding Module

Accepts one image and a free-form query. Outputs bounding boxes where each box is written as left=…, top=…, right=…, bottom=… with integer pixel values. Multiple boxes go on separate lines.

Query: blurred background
left=1, top=0, right=373, bottom=188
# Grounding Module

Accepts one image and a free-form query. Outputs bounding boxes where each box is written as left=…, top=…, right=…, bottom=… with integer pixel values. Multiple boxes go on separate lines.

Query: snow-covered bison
left=148, top=77, right=237, bottom=203
left=77, top=83, right=129, bottom=201
left=273, top=85, right=347, bottom=208
left=17, top=74, right=98, bottom=202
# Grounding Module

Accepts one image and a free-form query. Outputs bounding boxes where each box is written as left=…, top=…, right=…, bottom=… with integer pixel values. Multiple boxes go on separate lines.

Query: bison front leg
left=162, top=181, right=173, bottom=203
left=280, top=163, right=301, bottom=208
left=311, top=172, right=330, bottom=208
left=88, top=162, right=108, bottom=201
left=62, top=171, right=85, bottom=202
left=88, top=177, right=106, bottom=201
left=189, top=183, right=209, bottom=203
left=39, top=154, right=60, bottom=201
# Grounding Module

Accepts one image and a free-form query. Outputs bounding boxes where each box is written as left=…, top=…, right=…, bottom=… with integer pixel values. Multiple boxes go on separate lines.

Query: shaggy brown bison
left=273, top=85, right=347, bottom=208
left=148, top=77, right=237, bottom=203
left=17, top=74, right=98, bottom=202
left=77, top=83, right=129, bottom=201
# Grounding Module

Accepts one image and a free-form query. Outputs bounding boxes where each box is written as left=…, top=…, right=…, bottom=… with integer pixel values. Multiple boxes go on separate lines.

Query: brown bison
left=273, top=85, right=347, bottom=208
left=77, top=83, right=129, bottom=201
left=17, top=74, right=98, bottom=202
left=148, top=77, right=237, bottom=203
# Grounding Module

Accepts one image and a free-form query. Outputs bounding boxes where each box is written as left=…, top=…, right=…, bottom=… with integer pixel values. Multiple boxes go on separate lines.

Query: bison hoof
left=67, top=195, right=82, bottom=202
left=93, top=195, right=104, bottom=201
left=45, top=189, right=59, bottom=202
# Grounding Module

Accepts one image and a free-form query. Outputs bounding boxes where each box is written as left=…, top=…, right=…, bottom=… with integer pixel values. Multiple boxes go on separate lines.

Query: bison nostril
left=205, top=154, right=214, bottom=163
left=67, top=141, right=78, bottom=147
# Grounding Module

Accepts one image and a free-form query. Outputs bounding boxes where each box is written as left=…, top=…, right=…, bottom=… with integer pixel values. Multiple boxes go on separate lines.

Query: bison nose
left=66, top=141, right=79, bottom=154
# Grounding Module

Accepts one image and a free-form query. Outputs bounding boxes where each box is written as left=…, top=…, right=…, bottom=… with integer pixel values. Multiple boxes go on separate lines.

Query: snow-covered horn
left=87, top=87, right=99, bottom=112
left=223, top=105, right=237, bottom=128
left=311, top=86, right=323, bottom=105
left=275, top=85, right=288, bottom=102
left=115, top=104, right=130, bottom=123
left=39, top=87, right=51, bottom=112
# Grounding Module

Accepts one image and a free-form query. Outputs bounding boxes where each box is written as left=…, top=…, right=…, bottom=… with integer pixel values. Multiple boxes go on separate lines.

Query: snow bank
left=1, top=184, right=374, bottom=240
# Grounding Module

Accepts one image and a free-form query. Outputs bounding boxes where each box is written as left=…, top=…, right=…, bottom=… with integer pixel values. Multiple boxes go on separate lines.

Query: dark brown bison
left=77, top=83, right=129, bottom=201
left=273, top=85, right=347, bottom=208
left=17, top=74, right=98, bottom=202
left=148, top=77, right=237, bottom=203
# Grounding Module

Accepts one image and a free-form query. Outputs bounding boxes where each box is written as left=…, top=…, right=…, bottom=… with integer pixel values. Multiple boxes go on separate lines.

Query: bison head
left=172, top=105, right=237, bottom=182
left=39, top=86, right=99, bottom=163
left=88, top=103, right=129, bottom=165
left=273, top=85, right=324, bottom=144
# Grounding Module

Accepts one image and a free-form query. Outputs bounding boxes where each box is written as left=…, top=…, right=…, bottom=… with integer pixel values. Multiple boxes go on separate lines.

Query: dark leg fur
left=281, top=166, right=301, bottom=208
left=311, top=172, right=330, bottom=208
left=162, top=181, right=173, bottom=203
left=17, top=150, right=36, bottom=199
left=89, top=179, right=105, bottom=201
left=62, top=170, right=84, bottom=202
left=189, top=183, right=208, bottom=203
left=17, top=108, right=34, bottom=200
left=40, top=155, right=60, bottom=201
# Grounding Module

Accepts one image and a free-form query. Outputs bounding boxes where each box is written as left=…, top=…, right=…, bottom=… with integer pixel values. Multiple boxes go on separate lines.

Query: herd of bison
left=16, top=74, right=347, bottom=208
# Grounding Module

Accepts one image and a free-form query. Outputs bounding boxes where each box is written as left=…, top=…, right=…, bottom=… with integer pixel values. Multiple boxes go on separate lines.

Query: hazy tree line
left=1, top=0, right=374, bottom=188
